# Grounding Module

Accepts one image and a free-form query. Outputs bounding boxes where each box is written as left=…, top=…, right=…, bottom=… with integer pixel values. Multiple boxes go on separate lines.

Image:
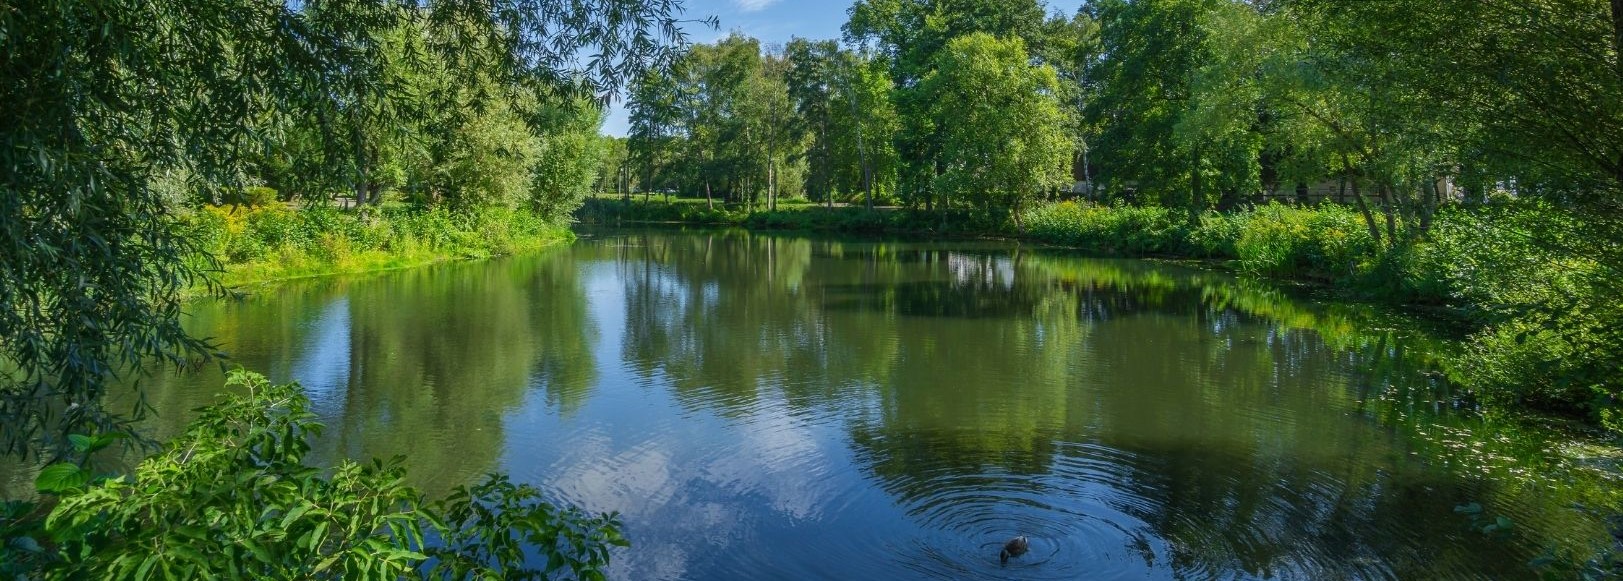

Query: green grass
left=579, top=195, right=1006, bottom=236
left=576, top=195, right=746, bottom=225
left=186, top=203, right=573, bottom=290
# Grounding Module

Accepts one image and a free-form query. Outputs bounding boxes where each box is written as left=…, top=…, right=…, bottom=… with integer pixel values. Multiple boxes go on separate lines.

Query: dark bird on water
left=999, top=536, right=1029, bottom=565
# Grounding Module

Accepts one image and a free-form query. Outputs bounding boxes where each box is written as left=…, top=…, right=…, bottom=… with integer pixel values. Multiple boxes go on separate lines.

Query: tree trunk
left=1013, top=197, right=1025, bottom=234
left=1612, top=0, right=1621, bottom=187
left=1613, top=0, right=1623, bottom=77
left=1419, top=177, right=1438, bottom=234
left=821, top=121, right=833, bottom=208
left=705, top=180, right=714, bottom=210
left=1188, top=148, right=1204, bottom=221
left=769, top=160, right=778, bottom=212
left=863, top=159, right=874, bottom=210
left=1343, top=159, right=1383, bottom=249
left=856, top=124, right=872, bottom=210
left=1082, top=145, right=1092, bottom=202
left=1378, top=183, right=1399, bottom=244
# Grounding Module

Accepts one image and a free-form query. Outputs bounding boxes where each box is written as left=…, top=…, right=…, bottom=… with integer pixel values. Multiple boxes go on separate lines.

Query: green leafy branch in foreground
left=4, top=370, right=625, bottom=580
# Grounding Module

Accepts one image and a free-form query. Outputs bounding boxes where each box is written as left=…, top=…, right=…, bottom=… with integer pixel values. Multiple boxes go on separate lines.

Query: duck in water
left=999, top=536, right=1029, bottom=565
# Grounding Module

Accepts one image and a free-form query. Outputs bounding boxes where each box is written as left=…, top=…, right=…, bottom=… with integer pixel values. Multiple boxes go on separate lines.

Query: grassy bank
left=584, top=197, right=1448, bottom=302
left=578, top=196, right=1622, bottom=430
left=578, top=196, right=1009, bottom=235
left=576, top=195, right=747, bottom=225
left=187, top=203, right=573, bottom=289
left=1024, top=202, right=1454, bottom=303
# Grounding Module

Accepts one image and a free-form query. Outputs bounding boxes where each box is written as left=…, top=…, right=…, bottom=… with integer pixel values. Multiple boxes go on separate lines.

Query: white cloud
left=732, top=0, right=779, bottom=12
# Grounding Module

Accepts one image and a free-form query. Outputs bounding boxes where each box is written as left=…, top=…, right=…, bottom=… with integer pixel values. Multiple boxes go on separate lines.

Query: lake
left=103, top=229, right=1621, bottom=579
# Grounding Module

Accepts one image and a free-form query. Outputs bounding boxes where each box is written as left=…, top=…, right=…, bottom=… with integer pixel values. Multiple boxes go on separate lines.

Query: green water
left=81, top=229, right=1623, bottom=578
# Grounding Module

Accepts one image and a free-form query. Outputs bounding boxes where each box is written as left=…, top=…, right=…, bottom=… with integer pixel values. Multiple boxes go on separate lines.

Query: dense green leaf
left=34, top=464, right=91, bottom=494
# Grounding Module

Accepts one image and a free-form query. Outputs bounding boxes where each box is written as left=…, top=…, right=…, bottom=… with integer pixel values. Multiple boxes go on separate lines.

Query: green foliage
left=747, top=207, right=914, bottom=234
left=921, top=33, right=1074, bottom=223
left=1023, top=202, right=1187, bottom=255
left=223, top=187, right=283, bottom=208
left=626, top=34, right=805, bottom=209
left=576, top=197, right=747, bottom=226
left=1026, top=198, right=1623, bottom=425
left=530, top=108, right=610, bottom=222
left=1200, top=203, right=1379, bottom=280
left=428, top=475, right=627, bottom=580
left=9, top=370, right=624, bottom=580
left=823, top=48, right=901, bottom=208
left=845, top=0, right=1049, bottom=87
left=579, top=196, right=1002, bottom=235
left=1086, top=0, right=1265, bottom=213
left=437, top=97, right=544, bottom=210
left=186, top=204, right=570, bottom=287
left=1424, top=204, right=1623, bottom=424
left=844, top=0, right=1052, bottom=207
left=0, top=0, right=694, bottom=462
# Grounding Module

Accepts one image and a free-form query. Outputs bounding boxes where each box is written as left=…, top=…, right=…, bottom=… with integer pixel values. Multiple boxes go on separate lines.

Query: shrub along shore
left=188, top=202, right=574, bottom=290
left=581, top=196, right=1453, bottom=304
left=579, top=195, right=1620, bottom=431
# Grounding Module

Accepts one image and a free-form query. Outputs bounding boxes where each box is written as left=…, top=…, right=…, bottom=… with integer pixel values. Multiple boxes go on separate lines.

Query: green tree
left=921, top=33, right=1073, bottom=226
left=595, top=136, right=634, bottom=198
left=1086, top=0, right=1267, bottom=216
left=829, top=51, right=902, bottom=208
left=627, top=68, right=686, bottom=201
left=785, top=38, right=844, bottom=206
left=528, top=101, right=607, bottom=221
left=845, top=0, right=1051, bottom=208
left=1259, top=3, right=1457, bottom=248
left=1035, top=10, right=1103, bottom=195
left=0, top=0, right=691, bottom=459
left=738, top=46, right=802, bottom=211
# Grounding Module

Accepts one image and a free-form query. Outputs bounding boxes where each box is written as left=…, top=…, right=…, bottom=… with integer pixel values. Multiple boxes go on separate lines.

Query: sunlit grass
left=186, top=203, right=573, bottom=291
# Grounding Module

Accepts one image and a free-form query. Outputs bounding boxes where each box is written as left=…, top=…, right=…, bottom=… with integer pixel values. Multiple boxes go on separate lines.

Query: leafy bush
left=184, top=203, right=571, bottom=286
left=7, top=370, right=625, bottom=580
left=1022, top=201, right=1187, bottom=254
left=575, top=197, right=746, bottom=225
left=1425, top=204, right=1623, bottom=424
left=223, top=186, right=281, bottom=208
left=1221, top=203, right=1378, bottom=281
left=748, top=206, right=904, bottom=233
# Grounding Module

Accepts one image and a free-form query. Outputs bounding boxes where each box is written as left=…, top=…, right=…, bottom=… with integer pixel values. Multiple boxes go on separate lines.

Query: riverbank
left=188, top=203, right=573, bottom=290
left=577, top=195, right=1621, bottom=431
left=580, top=196, right=1447, bottom=301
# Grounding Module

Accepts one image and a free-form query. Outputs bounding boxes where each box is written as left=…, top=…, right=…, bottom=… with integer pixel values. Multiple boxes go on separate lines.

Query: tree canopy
left=0, top=0, right=693, bottom=459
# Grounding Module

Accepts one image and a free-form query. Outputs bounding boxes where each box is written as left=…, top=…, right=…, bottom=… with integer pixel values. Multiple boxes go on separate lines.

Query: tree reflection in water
left=104, top=229, right=1618, bottom=579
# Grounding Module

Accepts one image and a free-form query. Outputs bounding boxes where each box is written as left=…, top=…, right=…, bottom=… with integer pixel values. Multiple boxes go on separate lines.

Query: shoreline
left=576, top=197, right=1473, bottom=325
left=185, top=204, right=575, bottom=297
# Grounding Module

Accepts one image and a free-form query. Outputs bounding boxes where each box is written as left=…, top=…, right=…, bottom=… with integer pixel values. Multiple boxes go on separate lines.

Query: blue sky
left=599, top=0, right=1084, bottom=136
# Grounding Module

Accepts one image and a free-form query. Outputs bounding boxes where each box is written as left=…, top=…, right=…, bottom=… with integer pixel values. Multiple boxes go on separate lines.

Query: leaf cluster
left=9, top=370, right=625, bottom=580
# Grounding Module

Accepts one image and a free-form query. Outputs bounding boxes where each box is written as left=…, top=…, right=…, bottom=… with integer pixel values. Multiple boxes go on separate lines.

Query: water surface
left=103, top=229, right=1622, bottom=579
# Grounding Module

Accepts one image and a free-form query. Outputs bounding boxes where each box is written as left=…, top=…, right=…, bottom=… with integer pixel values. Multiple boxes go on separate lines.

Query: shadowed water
left=71, top=229, right=1623, bottom=579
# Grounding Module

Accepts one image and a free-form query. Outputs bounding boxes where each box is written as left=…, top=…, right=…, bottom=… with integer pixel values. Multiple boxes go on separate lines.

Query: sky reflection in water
left=112, top=229, right=1617, bottom=580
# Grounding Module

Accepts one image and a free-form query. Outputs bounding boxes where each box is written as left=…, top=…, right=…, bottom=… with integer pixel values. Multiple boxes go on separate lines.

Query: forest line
left=599, top=0, right=1623, bottom=431
left=3, top=0, right=1623, bottom=577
